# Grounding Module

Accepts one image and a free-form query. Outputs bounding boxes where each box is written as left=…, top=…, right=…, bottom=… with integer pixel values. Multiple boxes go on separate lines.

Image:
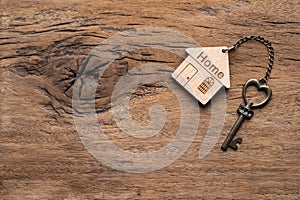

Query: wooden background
left=1, top=0, right=299, bottom=199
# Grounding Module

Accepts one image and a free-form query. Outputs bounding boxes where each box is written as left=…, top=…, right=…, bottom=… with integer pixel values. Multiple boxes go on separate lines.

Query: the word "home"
left=197, top=51, right=224, bottom=79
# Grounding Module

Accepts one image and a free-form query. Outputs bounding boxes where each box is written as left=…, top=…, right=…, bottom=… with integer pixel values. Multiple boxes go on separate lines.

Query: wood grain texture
left=1, top=0, right=299, bottom=199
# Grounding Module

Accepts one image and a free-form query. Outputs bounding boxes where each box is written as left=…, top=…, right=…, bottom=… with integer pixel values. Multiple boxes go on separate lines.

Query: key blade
left=221, top=115, right=245, bottom=151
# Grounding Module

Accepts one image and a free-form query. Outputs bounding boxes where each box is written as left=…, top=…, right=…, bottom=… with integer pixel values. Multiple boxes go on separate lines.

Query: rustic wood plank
left=1, top=0, right=299, bottom=199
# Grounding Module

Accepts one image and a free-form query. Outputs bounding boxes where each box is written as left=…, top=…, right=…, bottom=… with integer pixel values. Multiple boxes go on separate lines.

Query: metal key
left=221, top=79, right=272, bottom=151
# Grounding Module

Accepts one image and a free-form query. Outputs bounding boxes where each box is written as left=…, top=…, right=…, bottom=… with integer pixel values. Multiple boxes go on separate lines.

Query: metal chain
left=222, top=36, right=274, bottom=84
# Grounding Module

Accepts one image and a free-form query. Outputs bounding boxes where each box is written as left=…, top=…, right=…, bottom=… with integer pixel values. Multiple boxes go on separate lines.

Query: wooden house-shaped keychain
left=172, top=47, right=230, bottom=105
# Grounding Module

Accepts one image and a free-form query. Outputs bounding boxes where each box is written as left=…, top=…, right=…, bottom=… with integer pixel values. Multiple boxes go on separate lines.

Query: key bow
left=242, top=79, right=272, bottom=109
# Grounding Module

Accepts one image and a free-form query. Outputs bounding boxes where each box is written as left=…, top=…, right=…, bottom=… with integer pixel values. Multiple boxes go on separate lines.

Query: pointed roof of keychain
left=186, top=47, right=230, bottom=88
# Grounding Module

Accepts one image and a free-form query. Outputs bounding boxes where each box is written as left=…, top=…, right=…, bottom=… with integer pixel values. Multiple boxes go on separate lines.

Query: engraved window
left=198, top=77, right=214, bottom=94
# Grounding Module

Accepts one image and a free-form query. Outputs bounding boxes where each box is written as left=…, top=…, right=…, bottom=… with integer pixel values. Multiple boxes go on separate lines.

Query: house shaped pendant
left=172, top=47, right=230, bottom=105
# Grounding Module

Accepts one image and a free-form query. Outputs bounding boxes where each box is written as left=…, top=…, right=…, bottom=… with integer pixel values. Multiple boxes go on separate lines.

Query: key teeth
left=229, top=138, right=243, bottom=150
